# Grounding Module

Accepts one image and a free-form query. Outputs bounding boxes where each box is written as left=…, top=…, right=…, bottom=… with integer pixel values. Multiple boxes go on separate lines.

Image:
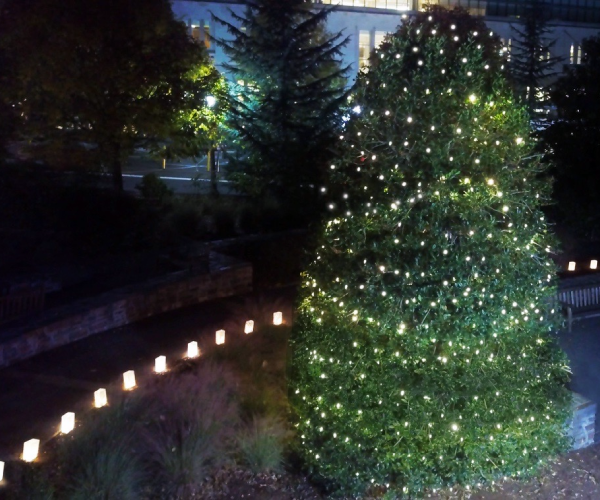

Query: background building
left=171, top=0, right=600, bottom=77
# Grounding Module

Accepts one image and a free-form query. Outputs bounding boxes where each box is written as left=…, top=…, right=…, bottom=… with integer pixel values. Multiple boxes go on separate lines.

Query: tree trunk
left=111, top=143, right=123, bottom=192
left=208, top=147, right=219, bottom=197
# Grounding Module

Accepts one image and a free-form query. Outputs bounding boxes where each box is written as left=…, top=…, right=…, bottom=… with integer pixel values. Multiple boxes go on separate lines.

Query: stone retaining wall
left=0, top=252, right=252, bottom=368
left=570, top=392, right=596, bottom=449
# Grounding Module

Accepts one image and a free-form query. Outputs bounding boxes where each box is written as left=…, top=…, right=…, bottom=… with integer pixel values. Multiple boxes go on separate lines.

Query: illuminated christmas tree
left=289, top=7, right=570, bottom=496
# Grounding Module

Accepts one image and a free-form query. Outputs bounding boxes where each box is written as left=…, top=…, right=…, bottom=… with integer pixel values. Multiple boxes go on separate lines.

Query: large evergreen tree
left=214, top=0, right=351, bottom=214
left=544, top=36, right=600, bottom=239
left=510, top=0, right=563, bottom=126
left=289, top=7, right=570, bottom=496
left=0, top=0, right=221, bottom=191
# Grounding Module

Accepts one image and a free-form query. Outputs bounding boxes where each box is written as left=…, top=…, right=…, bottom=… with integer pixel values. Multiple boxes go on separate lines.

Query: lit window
left=570, top=44, right=582, bottom=65
left=374, top=30, right=387, bottom=50
left=359, top=30, right=371, bottom=68
left=317, top=0, right=411, bottom=11
left=191, top=24, right=201, bottom=42
left=203, top=23, right=211, bottom=50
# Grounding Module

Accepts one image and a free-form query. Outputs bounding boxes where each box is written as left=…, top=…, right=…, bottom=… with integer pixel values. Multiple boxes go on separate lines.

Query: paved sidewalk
left=0, top=288, right=295, bottom=460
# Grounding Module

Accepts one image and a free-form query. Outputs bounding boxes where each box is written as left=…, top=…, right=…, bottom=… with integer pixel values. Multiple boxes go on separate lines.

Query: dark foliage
left=544, top=36, right=600, bottom=240
left=0, top=0, right=219, bottom=191
left=509, top=0, right=563, bottom=125
left=214, top=0, right=351, bottom=221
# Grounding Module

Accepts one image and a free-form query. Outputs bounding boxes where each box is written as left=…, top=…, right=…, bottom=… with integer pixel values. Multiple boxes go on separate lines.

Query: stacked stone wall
left=0, top=253, right=252, bottom=368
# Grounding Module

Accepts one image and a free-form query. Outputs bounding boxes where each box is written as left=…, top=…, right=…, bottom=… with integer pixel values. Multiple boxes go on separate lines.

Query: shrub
left=236, top=415, right=289, bottom=473
left=289, top=7, right=571, bottom=496
left=135, top=172, right=174, bottom=205
left=57, top=399, right=145, bottom=500
left=211, top=204, right=237, bottom=238
left=165, top=198, right=207, bottom=240
left=1, top=461, right=55, bottom=500
left=141, top=363, right=241, bottom=497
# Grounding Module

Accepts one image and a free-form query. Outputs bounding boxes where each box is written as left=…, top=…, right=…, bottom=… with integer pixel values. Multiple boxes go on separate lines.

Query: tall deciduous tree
left=510, top=0, right=563, bottom=126
left=0, top=0, right=221, bottom=191
left=544, top=36, right=600, bottom=239
left=214, top=0, right=351, bottom=216
left=289, top=7, right=569, bottom=496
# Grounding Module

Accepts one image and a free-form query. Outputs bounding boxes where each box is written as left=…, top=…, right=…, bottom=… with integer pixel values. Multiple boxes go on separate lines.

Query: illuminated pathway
left=0, top=285, right=597, bottom=461
left=0, top=287, right=295, bottom=460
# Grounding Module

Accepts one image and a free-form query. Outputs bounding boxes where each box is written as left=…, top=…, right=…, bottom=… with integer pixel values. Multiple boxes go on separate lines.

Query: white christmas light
left=568, top=261, right=576, bottom=271
left=216, top=329, right=226, bottom=345
left=0, top=461, right=4, bottom=482
left=245, top=320, right=254, bottom=334
left=591, top=260, right=598, bottom=270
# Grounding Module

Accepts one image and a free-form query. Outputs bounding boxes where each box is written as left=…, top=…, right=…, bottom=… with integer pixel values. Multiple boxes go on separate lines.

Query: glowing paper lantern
left=216, top=329, right=225, bottom=345
left=0, top=460, right=4, bottom=482
left=568, top=261, right=576, bottom=271
left=244, top=320, right=254, bottom=334
left=123, top=370, right=136, bottom=390
left=22, top=439, right=39, bottom=462
left=155, top=355, right=167, bottom=373
left=187, top=341, right=199, bottom=358
left=94, top=388, right=107, bottom=408
left=273, top=312, right=283, bottom=325
left=592, top=260, right=598, bottom=270
left=61, top=412, right=75, bottom=434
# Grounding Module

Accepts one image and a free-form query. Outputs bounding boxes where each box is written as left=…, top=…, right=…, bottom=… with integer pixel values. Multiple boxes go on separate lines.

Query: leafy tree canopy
left=0, top=0, right=223, bottom=190
left=289, top=6, right=569, bottom=496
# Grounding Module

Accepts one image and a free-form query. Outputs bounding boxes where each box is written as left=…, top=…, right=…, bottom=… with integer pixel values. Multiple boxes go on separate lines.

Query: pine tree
left=544, top=36, right=600, bottom=239
left=510, top=0, right=563, bottom=126
left=289, top=7, right=570, bottom=496
left=214, top=0, right=351, bottom=216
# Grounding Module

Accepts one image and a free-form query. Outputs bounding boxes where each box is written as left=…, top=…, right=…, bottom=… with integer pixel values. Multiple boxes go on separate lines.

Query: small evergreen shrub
left=135, top=172, right=174, bottom=205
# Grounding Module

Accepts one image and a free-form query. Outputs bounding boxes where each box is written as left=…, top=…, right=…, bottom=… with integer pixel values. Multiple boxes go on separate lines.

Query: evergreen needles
left=213, top=0, right=351, bottom=218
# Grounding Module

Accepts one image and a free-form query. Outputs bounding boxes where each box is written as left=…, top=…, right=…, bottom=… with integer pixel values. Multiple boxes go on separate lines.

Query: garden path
left=0, top=287, right=295, bottom=461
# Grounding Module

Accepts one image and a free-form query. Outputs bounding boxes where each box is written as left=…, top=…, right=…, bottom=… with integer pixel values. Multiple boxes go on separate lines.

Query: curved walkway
left=0, top=287, right=296, bottom=460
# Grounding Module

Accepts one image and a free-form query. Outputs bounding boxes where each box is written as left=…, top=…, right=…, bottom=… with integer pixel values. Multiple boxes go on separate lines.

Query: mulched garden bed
left=186, top=443, right=600, bottom=499
left=430, top=443, right=600, bottom=500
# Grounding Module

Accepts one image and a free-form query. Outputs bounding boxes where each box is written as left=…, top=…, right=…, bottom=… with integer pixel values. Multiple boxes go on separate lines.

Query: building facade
left=171, top=0, right=600, bottom=78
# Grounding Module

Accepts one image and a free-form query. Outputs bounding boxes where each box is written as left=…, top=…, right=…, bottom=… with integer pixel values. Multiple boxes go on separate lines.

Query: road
left=122, top=152, right=236, bottom=195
